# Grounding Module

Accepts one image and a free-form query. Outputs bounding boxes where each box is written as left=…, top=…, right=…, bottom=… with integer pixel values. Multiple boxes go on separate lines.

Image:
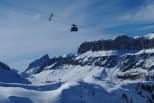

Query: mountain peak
left=23, top=54, right=50, bottom=75
left=0, top=61, right=30, bottom=83
left=0, top=61, right=11, bottom=70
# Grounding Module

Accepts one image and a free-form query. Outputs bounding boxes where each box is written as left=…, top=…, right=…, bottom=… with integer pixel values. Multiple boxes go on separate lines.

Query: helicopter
left=49, top=13, right=79, bottom=32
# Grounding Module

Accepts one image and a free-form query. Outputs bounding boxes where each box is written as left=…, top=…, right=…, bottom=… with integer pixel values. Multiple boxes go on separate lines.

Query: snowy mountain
left=23, top=54, right=50, bottom=75
left=0, top=34, right=154, bottom=103
left=0, top=61, right=29, bottom=84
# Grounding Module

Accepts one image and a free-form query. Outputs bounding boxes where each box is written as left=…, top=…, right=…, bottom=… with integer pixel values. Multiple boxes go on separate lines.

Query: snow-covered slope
left=145, top=32, right=154, bottom=39
left=0, top=61, right=29, bottom=84
left=19, top=48, right=154, bottom=103
left=0, top=34, right=154, bottom=103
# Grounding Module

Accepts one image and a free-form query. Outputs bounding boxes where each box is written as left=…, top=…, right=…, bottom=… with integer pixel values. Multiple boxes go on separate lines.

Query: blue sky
left=0, top=0, right=154, bottom=72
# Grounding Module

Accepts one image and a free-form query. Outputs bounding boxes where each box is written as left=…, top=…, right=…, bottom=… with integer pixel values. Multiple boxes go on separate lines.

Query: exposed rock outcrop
left=78, top=35, right=154, bottom=54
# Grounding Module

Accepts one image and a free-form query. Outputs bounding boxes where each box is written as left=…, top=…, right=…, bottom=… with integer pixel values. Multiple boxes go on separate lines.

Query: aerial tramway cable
left=4, top=1, right=103, bottom=34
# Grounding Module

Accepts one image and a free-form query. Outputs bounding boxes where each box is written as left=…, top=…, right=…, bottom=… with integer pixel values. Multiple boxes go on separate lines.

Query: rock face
left=78, top=35, right=154, bottom=54
left=23, top=34, right=154, bottom=79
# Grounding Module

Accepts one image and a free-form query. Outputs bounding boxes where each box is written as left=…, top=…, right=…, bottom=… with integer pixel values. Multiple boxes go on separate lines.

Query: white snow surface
left=145, top=32, right=154, bottom=39
left=134, top=32, right=154, bottom=39
left=0, top=49, right=154, bottom=103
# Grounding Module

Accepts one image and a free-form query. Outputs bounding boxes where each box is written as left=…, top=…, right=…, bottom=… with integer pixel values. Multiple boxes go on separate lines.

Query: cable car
left=71, top=24, right=78, bottom=32
left=49, top=13, right=79, bottom=32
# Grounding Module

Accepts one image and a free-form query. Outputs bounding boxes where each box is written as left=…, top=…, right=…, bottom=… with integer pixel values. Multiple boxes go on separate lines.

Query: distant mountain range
left=0, top=33, right=154, bottom=103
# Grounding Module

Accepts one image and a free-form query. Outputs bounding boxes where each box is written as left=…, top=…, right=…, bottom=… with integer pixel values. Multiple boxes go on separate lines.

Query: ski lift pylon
left=49, top=13, right=54, bottom=21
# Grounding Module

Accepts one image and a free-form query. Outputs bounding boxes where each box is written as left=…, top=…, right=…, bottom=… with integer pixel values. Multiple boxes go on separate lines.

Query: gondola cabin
left=71, top=24, right=78, bottom=32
